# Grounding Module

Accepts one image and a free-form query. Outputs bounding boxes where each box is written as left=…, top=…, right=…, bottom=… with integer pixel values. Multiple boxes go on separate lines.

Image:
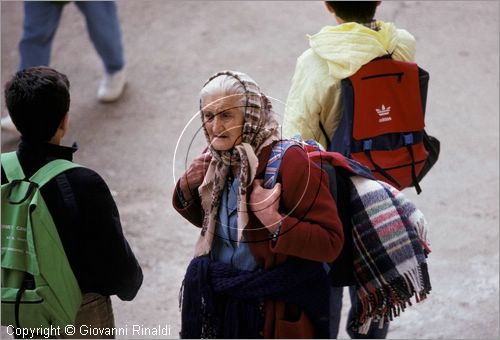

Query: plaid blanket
left=349, top=176, right=432, bottom=334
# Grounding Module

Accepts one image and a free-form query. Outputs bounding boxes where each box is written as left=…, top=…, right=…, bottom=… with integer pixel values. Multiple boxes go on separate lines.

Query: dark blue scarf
left=180, top=255, right=330, bottom=339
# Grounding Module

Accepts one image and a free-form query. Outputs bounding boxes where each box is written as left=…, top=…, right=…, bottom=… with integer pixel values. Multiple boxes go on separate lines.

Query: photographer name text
left=7, top=324, right=172, bottom=338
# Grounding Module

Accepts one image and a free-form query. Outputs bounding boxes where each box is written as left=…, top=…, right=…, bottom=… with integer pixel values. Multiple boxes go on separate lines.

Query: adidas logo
left=376, top=104, right=391, bottom=116
left=376, top=104, right=392, bottom=123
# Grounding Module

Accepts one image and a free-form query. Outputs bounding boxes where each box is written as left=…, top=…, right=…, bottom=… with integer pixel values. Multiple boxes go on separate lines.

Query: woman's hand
left=250, top=179, right=283, bottom=233
left=179, top=152, right=212, bottom=201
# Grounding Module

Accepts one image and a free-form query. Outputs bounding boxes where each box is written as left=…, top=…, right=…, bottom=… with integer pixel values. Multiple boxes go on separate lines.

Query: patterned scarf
left=348, top=176, right=431, bottom=334
left=195, top=71, right=281, bottom=256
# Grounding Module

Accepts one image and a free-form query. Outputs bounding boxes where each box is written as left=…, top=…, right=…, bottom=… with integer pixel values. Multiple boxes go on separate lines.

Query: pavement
left=1, top=1, right=499, bottom=339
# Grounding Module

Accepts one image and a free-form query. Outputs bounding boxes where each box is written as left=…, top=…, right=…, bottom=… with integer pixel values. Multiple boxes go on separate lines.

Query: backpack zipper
left=361, top=72, right=404, bottom=82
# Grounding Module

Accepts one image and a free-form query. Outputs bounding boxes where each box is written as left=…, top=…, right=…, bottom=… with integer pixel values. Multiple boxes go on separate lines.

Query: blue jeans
left=330, top=286, right=389, bottom=339
left=19, top=1, right=124, bottom=74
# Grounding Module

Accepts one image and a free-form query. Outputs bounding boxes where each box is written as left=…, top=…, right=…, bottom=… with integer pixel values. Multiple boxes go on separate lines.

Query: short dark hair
left=326, top=1, right=380, bottom=23
left=4, top=66, right=70, bottom=142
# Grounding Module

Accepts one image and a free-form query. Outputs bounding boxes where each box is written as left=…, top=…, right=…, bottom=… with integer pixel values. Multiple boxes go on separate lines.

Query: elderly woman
left=173, top=71, right=343, bottom=339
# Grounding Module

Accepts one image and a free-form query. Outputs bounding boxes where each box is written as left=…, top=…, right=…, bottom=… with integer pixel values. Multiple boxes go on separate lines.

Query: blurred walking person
left=2, top=1, right=127, bottom=132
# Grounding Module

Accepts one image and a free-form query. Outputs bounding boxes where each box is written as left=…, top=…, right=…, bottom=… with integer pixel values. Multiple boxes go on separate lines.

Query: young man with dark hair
left=325, top=1, right=379, bottom=23
left=1, top=66, right=143, bottom=336
left=283, top=1, right=418, bottom=338
left=5, top=67, right=71, bottom=143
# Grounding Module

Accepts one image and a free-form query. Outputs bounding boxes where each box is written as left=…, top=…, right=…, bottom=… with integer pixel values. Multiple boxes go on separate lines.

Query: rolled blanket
left=349, top=176, right=431, bottom=334
left=179, top=255, right=330, bottom=339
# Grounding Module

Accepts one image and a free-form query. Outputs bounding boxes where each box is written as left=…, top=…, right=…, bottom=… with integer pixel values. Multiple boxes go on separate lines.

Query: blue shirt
left=210, top=176, right=258, bottom=271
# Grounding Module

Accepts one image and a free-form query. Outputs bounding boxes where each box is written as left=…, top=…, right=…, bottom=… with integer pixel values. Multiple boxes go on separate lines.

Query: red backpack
left=322, top=55, right=440, bottom=194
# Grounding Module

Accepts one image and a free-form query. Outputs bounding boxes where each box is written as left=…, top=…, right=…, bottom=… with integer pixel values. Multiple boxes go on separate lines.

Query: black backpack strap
left=14, top=273, right=35, bottom=332
left=403, top=134, right=422, bottom=194
left=318, top=121, right=331, bottom=151
left=362, top=140, right=401, bottom=188
left=417, top=131, right=440, bottom=182
left=55, top=173, right=81, bottom=226
left=14, top=286, right=24, bottom=331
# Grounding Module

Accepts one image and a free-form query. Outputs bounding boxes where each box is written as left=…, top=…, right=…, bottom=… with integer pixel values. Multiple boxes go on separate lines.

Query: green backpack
left=1, top=152, right=82, bottom=329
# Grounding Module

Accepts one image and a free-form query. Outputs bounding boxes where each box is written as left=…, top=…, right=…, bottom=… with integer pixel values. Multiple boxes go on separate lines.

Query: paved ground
left=1, top=1, right=499, bottom=339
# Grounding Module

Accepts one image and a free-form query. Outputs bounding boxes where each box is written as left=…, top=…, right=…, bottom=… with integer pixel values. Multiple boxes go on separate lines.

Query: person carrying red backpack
left=282, top=1, right=418, bottom=338
left=283, top=1, right=416, bottom=150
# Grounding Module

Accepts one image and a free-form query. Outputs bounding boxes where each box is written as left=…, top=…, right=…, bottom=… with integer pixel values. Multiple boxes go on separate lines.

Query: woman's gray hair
left=200, top=73, right=246, bottom=109
left=200, top=70, right=279, bottom=150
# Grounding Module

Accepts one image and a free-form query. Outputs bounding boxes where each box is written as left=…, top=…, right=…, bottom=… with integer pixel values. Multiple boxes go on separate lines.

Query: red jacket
left=173, top=144, right=343, bottom=338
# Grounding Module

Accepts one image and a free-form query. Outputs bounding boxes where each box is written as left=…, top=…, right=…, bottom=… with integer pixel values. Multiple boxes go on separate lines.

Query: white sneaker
left=97, top=68, right=127, bottom=102
left=1, top=115, right=18, bottom=133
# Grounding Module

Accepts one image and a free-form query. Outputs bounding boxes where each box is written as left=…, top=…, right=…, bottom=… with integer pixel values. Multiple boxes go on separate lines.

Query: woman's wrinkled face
left=202, top=91, right=245, bottom=151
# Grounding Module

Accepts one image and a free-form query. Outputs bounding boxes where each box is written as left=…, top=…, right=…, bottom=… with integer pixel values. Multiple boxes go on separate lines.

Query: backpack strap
left=14, top=274, right=35, bottom=329
left=3, top=158, right=81, bottom=205
left=361, top=140, right=402, bottom=188
left=263, top=140, right=300, bottom=189
left=55, top=174, right=82, bottom=229
left=1, top=152, right=26, bottom=182
left=2, top=152, right=82, bottom=187
left=29, top=159, right=81, bottom=188
left=403, top=134, right=422, bottom=194
left=318, top=121, right=331, bottom=151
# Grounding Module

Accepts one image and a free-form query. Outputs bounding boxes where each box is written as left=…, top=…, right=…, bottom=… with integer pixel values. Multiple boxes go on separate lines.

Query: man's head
left=4, top=66, right=70, bottom=143
left=325, top=1, right=381, bottom=23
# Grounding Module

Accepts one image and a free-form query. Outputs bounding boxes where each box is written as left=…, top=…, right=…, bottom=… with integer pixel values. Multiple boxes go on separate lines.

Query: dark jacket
left=1, top=139, right=143, bottom=301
